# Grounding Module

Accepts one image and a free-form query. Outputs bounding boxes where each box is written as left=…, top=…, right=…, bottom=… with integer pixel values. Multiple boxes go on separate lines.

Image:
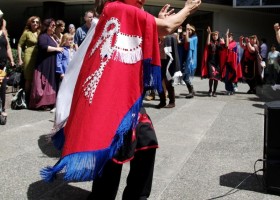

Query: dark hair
left=261, top=38, right=267, bottom=43
left=94, top=0, right=115, bottom=16
left=40, top=18, right=55, bottom=34
left=56, top=19, right=65, bottom=27
left=271, top=44, right=276, bottom=48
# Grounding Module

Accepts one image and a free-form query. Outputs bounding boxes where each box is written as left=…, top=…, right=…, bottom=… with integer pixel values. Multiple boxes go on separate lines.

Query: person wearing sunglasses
left=17, top=16, right=41, bottom=106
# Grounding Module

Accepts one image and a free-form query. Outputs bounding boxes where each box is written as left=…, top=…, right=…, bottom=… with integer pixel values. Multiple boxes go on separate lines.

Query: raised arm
left=274, top=23, right=280, bottom=44
left=155, top=0, right=201, bottom=37
left=225, top=28, right=229, bottom=47
left=206, top=26, right=211, bottom=45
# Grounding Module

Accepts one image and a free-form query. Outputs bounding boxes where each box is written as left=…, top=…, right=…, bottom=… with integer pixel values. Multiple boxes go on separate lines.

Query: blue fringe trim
left=41, top=96, right=143, bottom=182
left=143, top=58, right=162, bottom=94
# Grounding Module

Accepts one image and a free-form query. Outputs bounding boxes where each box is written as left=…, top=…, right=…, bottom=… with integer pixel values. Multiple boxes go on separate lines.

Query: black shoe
left=208, top=91, right=212, bottom=97
left=156, top=102, right=166, bottom=109
left=212, top=92, right=217, bottom=97
left=247, top=89, right=256, bottom=94
left=185, top=93, right=194, bottom=99
left=164, top=103, right=175, bottom=108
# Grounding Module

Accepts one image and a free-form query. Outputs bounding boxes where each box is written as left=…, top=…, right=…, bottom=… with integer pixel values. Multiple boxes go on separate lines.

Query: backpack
left=7, top=72, right=22, bottom=88
left=11, top=88, right=27, bottom=110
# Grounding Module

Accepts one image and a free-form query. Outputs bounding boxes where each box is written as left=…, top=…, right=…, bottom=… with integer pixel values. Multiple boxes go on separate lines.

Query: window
left=233, top=0, right=280, bottom=7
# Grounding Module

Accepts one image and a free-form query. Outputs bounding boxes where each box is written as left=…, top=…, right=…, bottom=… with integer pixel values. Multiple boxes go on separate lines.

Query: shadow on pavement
left=206, top=172, right=270, bottom=200
left=220, top=172, right=265, bottom=193
left=27, top=178, right=90, bottom=200
left=38, top=134, right=61, bottom=158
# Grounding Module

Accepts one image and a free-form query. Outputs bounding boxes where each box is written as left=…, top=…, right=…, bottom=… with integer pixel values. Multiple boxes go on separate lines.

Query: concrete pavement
left=1, top=77, right=280, bottom=200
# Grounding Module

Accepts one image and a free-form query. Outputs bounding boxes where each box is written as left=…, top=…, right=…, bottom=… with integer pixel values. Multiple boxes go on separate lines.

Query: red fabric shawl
left=201, top=43, right=226, bottom=78
left=226, top=41, right=243, bottom=82
left=41, top=1, right=161, bottom=182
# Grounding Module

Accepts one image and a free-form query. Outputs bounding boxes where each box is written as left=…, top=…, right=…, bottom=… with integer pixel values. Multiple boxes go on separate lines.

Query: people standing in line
left=183, top=23, right=198, bottom=98
left=239, top=34, right=261, bottom=94
left=54, top=20, right=65, bottom=44
left=40, top=1, right=201, bottom=200
left=74, top=10, right=94, bottom=47
left=17, top=16, right=41, bottom=106
left=0, top=13, right=15, bottom=117
left=157, top=34, right=180, bottom=109
left=201, top=26, right=224, bottom=97
left=29, top=18, right=63, bottom=110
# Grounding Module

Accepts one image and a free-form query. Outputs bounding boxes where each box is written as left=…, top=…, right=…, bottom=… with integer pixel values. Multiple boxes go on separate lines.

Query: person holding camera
left=239, top=35, right=261, bottom=94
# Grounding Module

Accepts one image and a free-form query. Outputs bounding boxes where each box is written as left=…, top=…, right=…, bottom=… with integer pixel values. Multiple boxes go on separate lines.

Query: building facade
left=1, top=0, right=280, bottom=72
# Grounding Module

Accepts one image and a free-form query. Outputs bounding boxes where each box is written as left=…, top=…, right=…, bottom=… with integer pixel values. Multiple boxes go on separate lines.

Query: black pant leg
left=0, top=77, right=7, bottom=111
left=165, top=79, right=175, bottom=104
left=87, top=160, right=123, bottom=200
left=122, top=148, right=156, bottom=200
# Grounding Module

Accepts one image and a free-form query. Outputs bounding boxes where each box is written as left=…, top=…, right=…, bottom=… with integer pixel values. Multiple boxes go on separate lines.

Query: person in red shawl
left=239, top=34, right=262, bottom=94
left=201, top=26, right=225, bottom=97
left=220, top=29, right=242, bottom=95
left=41, top=0, right=201, bottom=199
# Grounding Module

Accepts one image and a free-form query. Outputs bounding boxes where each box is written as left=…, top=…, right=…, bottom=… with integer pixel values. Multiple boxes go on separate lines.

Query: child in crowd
left=51, top=33, right=76, bottom=113
left=56, top=33, right=76, bottom=81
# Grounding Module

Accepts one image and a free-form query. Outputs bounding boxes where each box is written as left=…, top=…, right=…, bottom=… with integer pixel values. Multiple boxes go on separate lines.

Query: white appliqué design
left=83, top=17, right=143, bottom=104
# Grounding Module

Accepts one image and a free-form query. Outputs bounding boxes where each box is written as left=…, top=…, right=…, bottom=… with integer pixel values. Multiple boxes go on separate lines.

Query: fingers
left=167, top=8, right=175, bottom=16
left=160, top=4, right=170, bottom=12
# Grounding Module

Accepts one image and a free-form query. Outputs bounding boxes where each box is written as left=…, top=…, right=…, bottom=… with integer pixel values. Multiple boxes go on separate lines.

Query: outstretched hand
left=185, top=0, right=201, bottom=14
left=274, top=23, right=280, bottom=31
left=225, top=28, right=229, bottom=37
left=207, top=26, right=211, bottom=34
left=158, top=4, right=175, bottom=19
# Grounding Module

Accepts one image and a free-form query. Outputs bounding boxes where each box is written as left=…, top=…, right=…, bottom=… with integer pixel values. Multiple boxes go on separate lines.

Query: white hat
left=0, top=10, right=3, bottom=18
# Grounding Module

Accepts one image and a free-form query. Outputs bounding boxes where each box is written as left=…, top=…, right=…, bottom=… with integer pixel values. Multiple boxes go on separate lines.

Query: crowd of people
left=0, top=6, right=279, bottom=114
left=1, top=0, right=280, bottom=199
left=146, top=22, right=280, bottom=105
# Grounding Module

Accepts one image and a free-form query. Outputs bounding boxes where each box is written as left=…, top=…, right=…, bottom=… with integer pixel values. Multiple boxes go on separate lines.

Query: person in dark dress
left=201, top=26, right=225, bottom=97
left=239, top=34, right=261, bottom=94
left=29, top=18, right=63, bottom=110
left=0, top=15, right=15, bottom=116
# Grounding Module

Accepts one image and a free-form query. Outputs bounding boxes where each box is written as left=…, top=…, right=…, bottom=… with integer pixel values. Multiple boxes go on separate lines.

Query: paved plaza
left=1, top=77, right=280, bottom=200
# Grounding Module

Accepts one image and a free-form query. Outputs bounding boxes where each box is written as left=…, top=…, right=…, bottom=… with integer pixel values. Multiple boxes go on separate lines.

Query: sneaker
left=50, top=108, right=56, bottom=113
left=212, top=92, right=217, bottom=97
left=234, top=87, right=238, bottom=92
